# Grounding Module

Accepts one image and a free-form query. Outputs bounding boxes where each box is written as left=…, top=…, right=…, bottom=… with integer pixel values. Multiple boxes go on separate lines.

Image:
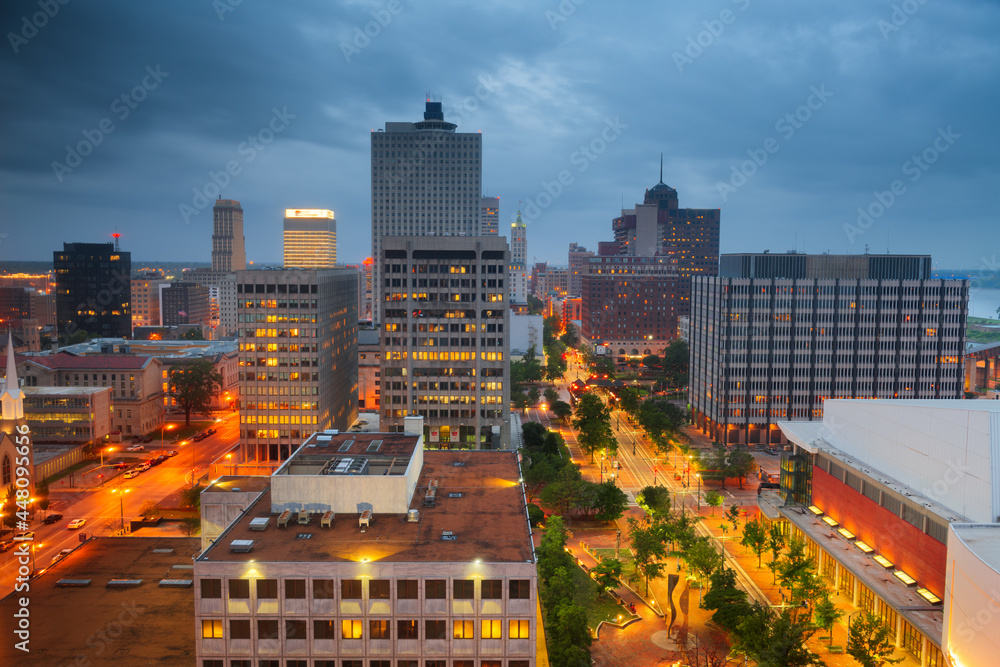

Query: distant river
left=969, top=288, right=1000, bottom=321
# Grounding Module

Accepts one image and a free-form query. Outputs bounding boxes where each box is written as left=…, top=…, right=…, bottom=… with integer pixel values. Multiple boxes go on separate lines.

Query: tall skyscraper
left=283, top=208, right=337, bottom=267
left=568, top=242, right=594, bottom=296
left=689, top=252, right=968, bottom=445
left=54, top=242, right=131, bottom=338
left=212, top=198, right=246, bottom=273
left=236, top=268, right=358, bottom=466
left=380, top=236, right=510, bottom=449
left=370, top=100, right=482, bottom=323
left=480, top=196, right=500, bottom=235
left=510, top=210, right=527, bottom=267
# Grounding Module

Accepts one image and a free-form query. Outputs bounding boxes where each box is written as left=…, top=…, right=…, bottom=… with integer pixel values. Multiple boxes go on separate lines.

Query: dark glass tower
left=54, top=242, right=132, bottom=338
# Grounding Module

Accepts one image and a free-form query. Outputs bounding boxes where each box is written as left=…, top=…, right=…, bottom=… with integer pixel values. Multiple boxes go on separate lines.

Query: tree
left=637, top=398, right=687, bottom=455
left=812, top=593, right=844, bottom=646
left=548, top=600, right=592, bottom=667
left=180, top=484, right=204, bottom=509
left=518, top=345, right=544, bottom=384
left=733, top=604, right=820, bottom=667
left=618, top=386, right=640, bottom=418
left=768, top=522, right=786, bottom=564
left=628, top=516, right=667, bottom=596
left=641, top=354, right=662, bottom=369
left=522, top=421, right=547, bottom=450
left=727, top=449, right=755, bottom=489
left=543, top=387, right=560, bottom=406
left=522, top=457, right=558, bottom=503
left=702, top=566, right=752, bottom=633
left=2, top=486, right=18, bottom=531
left=540, top=467, right=583, bottom=519
left=551, top=400, right=573, bottom=423
left=35, top=479, right=51, bottom=513
left=572, top=392, right=614, bottom=463
left=527, top=295, right=544, bottom=316
left=685, top=536, right=723, bottom=592
left=512, top=389, right=533, bottom=414
left=139, top=500, right=160, bottom=520
left=179, top=517, right=201, bottom=537
left=847, top=612, right=904, bottom=667
left=559, top=326, right=578, bottom=348
left=543, top=315, right=561, bottom=346
left=545, top=352, right=568, bottom=382
left=591, top=557, right=623, bottom=598
left=168, top=360, right=223, bottom=426
left=527, top=386, right=541, bottom=409
left=537, top=515, right=573, bottom=585
left=724, top=504, right=741, bottom=532
left=179, top=328, right=205, bottom=340
left=740, top=519, right=767, bottom=567
left=592, top=482, right=629, bottom=523
left=526, top=503, right=545, bottom=527
left=636, top=485, right=671, bottom=521
left=662, top=340, right=689, bottom=386
left=704, top=490, right=723, bottom=515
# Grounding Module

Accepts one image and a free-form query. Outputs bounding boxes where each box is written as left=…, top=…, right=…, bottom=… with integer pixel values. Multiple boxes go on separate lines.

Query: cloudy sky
left=1, top=0, right=997, bottom=269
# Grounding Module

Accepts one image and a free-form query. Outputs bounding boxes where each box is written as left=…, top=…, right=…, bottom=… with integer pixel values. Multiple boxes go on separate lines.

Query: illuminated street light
left=111, top=487, right=131, bottom=531
left=161, top=422, right=176, bottom=452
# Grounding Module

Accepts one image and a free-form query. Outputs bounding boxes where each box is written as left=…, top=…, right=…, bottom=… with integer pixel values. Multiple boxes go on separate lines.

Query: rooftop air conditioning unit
left=230, top=540, right=255, bottom=553
left=407, top=509, right=419, bottom=523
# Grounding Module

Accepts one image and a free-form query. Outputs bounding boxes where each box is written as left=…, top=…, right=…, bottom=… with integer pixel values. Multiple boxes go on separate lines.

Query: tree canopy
left=168, top=360, right=223, bottom=426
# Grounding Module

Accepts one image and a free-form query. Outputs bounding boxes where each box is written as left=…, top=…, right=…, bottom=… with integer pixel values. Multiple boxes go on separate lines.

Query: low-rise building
left=194, top=426, right=536, bottom=667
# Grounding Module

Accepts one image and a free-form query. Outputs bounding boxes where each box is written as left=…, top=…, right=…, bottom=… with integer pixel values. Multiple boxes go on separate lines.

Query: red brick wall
left=812, top=466, right=946, bottom=597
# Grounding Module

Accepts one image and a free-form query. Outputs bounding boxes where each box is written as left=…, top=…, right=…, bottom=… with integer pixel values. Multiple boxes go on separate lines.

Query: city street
left=0, top=412, right=238, bottom=594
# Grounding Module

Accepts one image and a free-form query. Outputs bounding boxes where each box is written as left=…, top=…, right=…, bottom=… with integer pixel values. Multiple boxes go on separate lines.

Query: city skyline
left=1, top=2, right=997, bottom=269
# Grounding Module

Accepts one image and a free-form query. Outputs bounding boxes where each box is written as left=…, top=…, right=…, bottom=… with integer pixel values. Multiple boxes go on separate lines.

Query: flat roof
left=951, top=524, right=1000, bottom=575
left=275, top=432, right=418, bottom=476
left=200, top=451, right=533, bottom=565
left=0, top=537, right=199, bottom=665
left=204, top=475, right=271, bottom=494
left=23, top=386, right=111, bottom=396
left=782, top=506, right=943, bottom=647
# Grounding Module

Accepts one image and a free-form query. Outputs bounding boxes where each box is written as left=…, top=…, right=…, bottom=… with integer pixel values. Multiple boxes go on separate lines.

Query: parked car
left=165, top=450, right=179, bottom=457
left=16, top=532, right=36, bottom=541
left=141, top=435, right=154, bottom=443
left=206, top=428, right=216, bottom=436
left=123, top=469, right=139, bottom=479
left=43, top=513, right=64, bottom=524
left=67, top=519, right=86, bottom=530
left=0, top=539, right=14, bottom=552
left=114, top=461, right=128, bottom=469
left=138, top=462, right=151, bottom=471
left=126, top=444, right=144, bottom=452
left=151, top=455, right=166, bottom=466
left=192, top=432, right=208, bottom=441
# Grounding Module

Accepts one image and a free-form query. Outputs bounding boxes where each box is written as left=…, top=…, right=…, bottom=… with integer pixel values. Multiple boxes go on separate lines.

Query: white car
left=51, top=548, right=73, bottom=565
left=67, top=519, right=86, bottom=530
left=123, top=469, right=139, bottom=479
left=126, top=445, right=144, bottom=452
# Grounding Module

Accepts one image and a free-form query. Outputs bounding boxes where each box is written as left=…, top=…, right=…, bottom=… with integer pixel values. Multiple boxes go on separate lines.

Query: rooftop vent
left=317, top=435, right=333, bottom=442
left=230, top=540, right=255, bottom=553
left=425, top=479, right=439, bottom=507
left=107, top=580, right=143, bottom=588
left=338, top=440, right=354, bottom=452
left=295, top=533, right=313, bottom=540
left=367, top=439, right=383, bottom=453
left=324, top=429, right=339, bottom=435
left=56, top=579, right=92, bottom=587
left=159, top=579, right=193, bottom=588
left=249, top=517, right=270, bottom=531
left=407, top=509, right=420, bottom=523
left=151, top=548, right=174, bottom=554
left=448, top=493, right=464, bottom=498
left=453, top=461, right=466, bottom=467
left=441, top=531, right=457, bottom=541
left=232, top=488, right=241, bottom=492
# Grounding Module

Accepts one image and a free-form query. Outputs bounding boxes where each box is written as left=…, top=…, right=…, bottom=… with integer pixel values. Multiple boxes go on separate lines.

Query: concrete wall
left=943, top=525, right=1000, bottom=666
left=510, top=314, right=542, bottom=356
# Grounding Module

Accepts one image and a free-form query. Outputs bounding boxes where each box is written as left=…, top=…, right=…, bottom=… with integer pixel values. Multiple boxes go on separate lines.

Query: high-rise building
left=480, top=196, right=500, bottom=235
left=161, top=282, right=212, bottom=328
left=131, top=277, right=170, bottom=328
left=612, top=174, right=720, bottom=317
left=236, top=268, right=358, bottom=466
left=508, top=210, right=528, bottom=305
left=183, top=269, right=237, bottom=338
left=283, top=209, right=337, bottom=268
left=567, top=242, right=594, bottom=297
left=380, top=236, right=510, bottom=449
left=580, top=254, right=682, bottom=359
left=370, top=100, right=482, bottom=323
left=212, top=199, right=246, bottom=273
left=53, top=242, right=131, bottom=338
left=690, top=252, right=968, bottom=445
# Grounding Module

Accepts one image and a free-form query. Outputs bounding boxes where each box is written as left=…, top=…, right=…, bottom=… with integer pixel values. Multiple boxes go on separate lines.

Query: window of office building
left=509, top=579, right=530, bottom=599
left=398, top=620, right=419, bottom=639
left=426, top=579, right=446, bottom=599
left=229, top=579, right=250, bottom=599
left=200, top=579, right=221, bottom=598
left=370, top=580, right=391, bottom=599
left=398, top=579, right=419, bottom=599
left=426, top=620, right=447, bottom=640
left=342, top=619, right=363, bottom=639
left=370, top=620, right=391, bottom=639
left=229, top=619, right=250, bottom=639
left=454, top=620, right=475, bottom=639
left=454, top=580, right=475, bottom=599
left=201, top=620, right=223, bottom=639
left=314, top=620, right=337, bottom=639
left=342, top=579, right=363, bottom=599
left=256, top=579, right=278, bottom=599
left=313, top=579, right=336, bottom=599
left=509, top=620, right=530, bottom=639
left=480, top=619, right=502, bottom=639
left=481, top=580, right=502, bottom=599
left=285, top=579, right=306, bottom=599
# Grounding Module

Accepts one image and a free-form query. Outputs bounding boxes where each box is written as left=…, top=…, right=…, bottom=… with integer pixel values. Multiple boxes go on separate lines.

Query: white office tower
left=283, top=209, right=337, bottom=268
left=370, top=99, right=482, bottom=323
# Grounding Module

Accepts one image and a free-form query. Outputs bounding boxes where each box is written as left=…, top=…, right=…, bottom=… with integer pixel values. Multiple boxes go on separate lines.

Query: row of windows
left=202, top=618, right=530, bottom=641
left=202, top=579, right=530, bottom=601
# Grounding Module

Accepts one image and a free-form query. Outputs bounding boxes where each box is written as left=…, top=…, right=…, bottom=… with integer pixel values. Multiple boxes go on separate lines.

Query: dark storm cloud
left=1, top=0, right=997, bottom=268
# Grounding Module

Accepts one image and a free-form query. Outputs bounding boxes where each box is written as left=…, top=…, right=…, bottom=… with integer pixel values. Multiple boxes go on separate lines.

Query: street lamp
left=111, top=487, right=131, bottom=531
left=226, top=453, right=233, bottom=476
left=696, top=473, right=702, bottom=511
left=100, top=446, right=115, bottom=468
left=161, top=422, right=176, bottom=452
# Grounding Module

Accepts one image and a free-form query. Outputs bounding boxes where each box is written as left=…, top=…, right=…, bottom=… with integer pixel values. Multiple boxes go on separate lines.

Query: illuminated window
left=201, top=619, right=223, bottom=638
left=453, top=620, right=475, bottom=639
left=480, top=619, right=502, bottom=639
left=341, top=619, right=363, bottom=639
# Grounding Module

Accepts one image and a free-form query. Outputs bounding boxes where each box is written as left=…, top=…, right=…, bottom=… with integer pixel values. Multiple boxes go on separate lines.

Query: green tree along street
left=590, top=557, right=623, bottom=598
left=627, top=516, right=666, bottom=596
left=847, top=612, right=904, bottom=667
left=704, top=489, right=723, bottom=515
left=812, top=593, right=844, bottom=647
left=536, top=517, right=592, bottom=667
left=702, top=566, right=752, bottom=634
left=572, top=392, right=615, bottom=462
left=732, top=603, right=820, bottom=667
left=551, top=400, right=573, bottom=423
left=635, top=485, right=671, bottom=521
left=740, top=518, right=768, bottom=567
left=168, top=359, right=223, bottom=426
left=636, top=397, right=687, bottom=456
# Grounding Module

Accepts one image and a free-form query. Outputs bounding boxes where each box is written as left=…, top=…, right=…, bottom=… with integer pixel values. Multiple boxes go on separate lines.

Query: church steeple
left=1, top=333, right=24, bottom=420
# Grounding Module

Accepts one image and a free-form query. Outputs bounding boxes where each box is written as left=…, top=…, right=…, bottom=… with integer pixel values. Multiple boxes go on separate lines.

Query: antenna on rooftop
left=112, top=231, right=121, bottom=252
left=659, top=153, right=664, bottom=184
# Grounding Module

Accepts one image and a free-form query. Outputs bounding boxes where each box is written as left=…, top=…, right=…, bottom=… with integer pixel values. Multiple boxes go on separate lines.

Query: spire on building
left=659, top=152, right=664, bottom=184
left=1, top=332, right=24, bottom=420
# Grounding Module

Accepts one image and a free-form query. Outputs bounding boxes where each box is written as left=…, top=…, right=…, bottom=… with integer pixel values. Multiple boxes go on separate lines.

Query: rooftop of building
left=204, top=475, right=272, bottom=494
left=23, top=385, right=112, bottom=396
left=17, top=352, right=154, bottom=370
left=198, top=450, right=533, bottom=565
left=0, top=537, right=199, bottom=666
left=275, top=431, right=418, bottom=477
left=951, top=524, right=1000, bottom=575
